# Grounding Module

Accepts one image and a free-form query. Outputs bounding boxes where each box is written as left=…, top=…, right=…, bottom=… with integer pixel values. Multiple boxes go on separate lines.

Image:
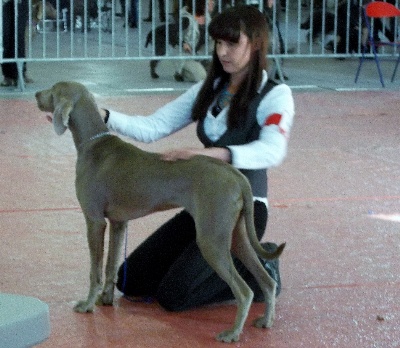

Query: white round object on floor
left=0, top=293, right=50, bottom=348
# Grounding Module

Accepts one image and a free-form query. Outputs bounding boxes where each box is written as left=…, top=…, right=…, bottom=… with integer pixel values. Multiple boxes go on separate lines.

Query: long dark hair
left=191, top=5, right=269, bottom=129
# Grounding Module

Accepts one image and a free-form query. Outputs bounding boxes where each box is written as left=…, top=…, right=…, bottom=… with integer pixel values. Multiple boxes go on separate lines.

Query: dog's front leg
left=97, top=220, right=127, bottom=306
left=74, top=217, right=107, bottom=313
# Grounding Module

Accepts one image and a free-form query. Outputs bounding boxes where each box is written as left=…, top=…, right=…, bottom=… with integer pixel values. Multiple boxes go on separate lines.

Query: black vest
left=196, top=79, right=277, bottom=197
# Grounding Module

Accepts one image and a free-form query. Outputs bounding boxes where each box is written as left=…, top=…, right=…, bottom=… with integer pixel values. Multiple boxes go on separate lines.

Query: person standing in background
left=1, top=0, right=30, bottom=86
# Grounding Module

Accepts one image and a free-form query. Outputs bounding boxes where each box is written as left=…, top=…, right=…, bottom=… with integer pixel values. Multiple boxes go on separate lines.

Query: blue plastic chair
left=355, top=1, right=400, bottom=87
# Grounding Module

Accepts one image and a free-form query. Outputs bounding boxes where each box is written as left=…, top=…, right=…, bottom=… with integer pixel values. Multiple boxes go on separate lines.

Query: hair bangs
left=208, top=10, right=243, bottom=43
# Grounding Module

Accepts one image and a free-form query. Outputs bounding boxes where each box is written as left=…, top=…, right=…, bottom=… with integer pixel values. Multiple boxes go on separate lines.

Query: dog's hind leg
left=97, top=220, right=127, bottom=306
left=74, top=217, right=107, bottom=313
left=150, top=60, right=160, bottom=79
left=195, top=213, right=253, bottom=342
left=231, top=217, right=277, bottom=329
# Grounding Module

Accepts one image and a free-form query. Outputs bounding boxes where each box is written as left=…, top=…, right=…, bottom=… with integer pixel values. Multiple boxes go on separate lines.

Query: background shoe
left=0, top=78, right=17, bottom=87
left=274, top=71, right=289, bottom=81
left=174, top=72, right=184, bottom=82
left=24, top=75, right=34, bottom=83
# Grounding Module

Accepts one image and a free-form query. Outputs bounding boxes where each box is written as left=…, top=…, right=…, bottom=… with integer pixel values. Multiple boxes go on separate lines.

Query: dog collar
left=79, top=131, right=112, bottom=149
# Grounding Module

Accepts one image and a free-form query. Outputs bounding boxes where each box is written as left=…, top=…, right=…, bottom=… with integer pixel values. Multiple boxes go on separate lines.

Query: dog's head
left=35, top=81, right=93, bottom=135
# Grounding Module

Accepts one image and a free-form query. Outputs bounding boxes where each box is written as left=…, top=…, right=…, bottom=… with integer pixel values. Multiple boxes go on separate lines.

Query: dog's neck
left=78, top=131, right=112, bottom=149
left=68, top=101, right=110, bottom=150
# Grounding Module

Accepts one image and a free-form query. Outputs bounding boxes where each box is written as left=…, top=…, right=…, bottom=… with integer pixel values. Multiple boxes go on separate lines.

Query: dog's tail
left=241, top=178, right=286, bottom=260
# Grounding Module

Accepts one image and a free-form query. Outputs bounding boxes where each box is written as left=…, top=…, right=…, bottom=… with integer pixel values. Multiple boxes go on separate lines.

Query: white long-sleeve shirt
left=107, top=71, right=295, bottom=171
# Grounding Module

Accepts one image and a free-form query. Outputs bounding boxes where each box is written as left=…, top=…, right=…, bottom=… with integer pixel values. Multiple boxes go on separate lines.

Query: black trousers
left=146, top=0, right=165, bottom=21
left=116, top=201, right=268, bottom=311
left=1, top=0, right=28, bottom=80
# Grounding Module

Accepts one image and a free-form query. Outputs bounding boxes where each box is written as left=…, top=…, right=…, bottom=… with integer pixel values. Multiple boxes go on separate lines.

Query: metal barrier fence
left=0, top=0, right=399, bottom=87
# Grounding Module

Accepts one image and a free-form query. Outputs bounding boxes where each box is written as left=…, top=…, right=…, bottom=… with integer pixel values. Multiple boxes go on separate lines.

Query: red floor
left=1, top=90, right=400, bottom=347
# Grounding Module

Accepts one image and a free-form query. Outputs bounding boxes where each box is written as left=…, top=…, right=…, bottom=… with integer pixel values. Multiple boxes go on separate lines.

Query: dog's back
left=145, top=24, right=181, bottom=55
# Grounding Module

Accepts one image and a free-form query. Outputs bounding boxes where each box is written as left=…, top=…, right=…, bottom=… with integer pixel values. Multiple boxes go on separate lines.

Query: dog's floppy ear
left=52, top=97, right=72, bottom=135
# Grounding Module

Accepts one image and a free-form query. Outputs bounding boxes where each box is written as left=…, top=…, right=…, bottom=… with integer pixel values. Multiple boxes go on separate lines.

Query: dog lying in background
left=300, top=10, right=335, bottom=42
left=301, top=1, right=361, bottom=53
left=145, top=23, right=182, bottom=79
left=145, top=22, right=208, bottom=82
left=35, top=81, right=285, bottom=343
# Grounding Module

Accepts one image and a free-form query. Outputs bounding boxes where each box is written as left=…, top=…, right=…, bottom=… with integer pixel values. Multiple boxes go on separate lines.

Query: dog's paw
left=216, top=329, right=240, bottom=343
left=95, top=292, right=114, bottom=306
left=253, top=315, right=274, bottom=329
left=73, top=300, right=95, bottom=313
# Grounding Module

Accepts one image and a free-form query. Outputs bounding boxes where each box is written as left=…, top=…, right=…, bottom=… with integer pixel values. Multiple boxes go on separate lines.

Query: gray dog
left=35, top=81, right=285, bottom=343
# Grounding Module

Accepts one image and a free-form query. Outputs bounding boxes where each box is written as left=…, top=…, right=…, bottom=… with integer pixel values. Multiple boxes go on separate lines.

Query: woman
left=101, top=5, right=294, bottom=311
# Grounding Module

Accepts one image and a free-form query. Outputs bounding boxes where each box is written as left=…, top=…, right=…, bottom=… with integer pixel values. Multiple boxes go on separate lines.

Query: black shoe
left=143, top=17, right=152, bottom=22
left=174, top=72, right=184, bottom=82
left=274, top=71, right=289, bottom=81
left=151, top=71, right=159, bottom=79
left=253, top=242, right=282, bottom=301
left=263, top=259, right=281, bottom=296
left=0, top=77, right=17, bottom=87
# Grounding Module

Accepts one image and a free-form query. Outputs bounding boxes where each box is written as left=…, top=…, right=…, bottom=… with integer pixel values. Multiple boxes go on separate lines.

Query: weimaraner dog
left=35, top=81, right=285, bottom=343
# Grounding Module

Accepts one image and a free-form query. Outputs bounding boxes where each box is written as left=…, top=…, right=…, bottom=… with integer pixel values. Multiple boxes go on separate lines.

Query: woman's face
left=215, top=32, right=252, bottom=83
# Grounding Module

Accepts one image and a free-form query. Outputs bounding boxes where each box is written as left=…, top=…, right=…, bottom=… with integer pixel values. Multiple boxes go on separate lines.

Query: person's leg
left=156, top=201, right=270, bottom=311
left=156, top=240, right=226, bottom=311
left=17, top=0, right=29, bottom=82
left=173, top=48, right=185, bottom=81
left=128, top=0, right=138, bottom=27
left=150, top=60, right=160, bottom=79
left=144, top=0, right=152, bottom=21
left=158, top=0, right=166, bottom=21
left=119, top=0, right=126, bottom=17
left=116, top=210, right=196, bottom=296
left=181, top=60, right=207, bottom=82
left=1, top=1, right=18, bottom=84
left=195, top=25, right=206, bottom=53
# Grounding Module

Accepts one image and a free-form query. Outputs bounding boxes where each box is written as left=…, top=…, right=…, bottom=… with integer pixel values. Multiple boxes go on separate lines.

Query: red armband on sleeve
left=265, top=113, right=286, bottom=136
left=265, top=113, right=282, bottom=126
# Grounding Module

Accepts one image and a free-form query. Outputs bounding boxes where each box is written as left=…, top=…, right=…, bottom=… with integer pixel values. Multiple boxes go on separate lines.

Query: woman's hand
left=161, top=147, right=231, bottom=163
left=161, top=148, right=202, bottom=161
